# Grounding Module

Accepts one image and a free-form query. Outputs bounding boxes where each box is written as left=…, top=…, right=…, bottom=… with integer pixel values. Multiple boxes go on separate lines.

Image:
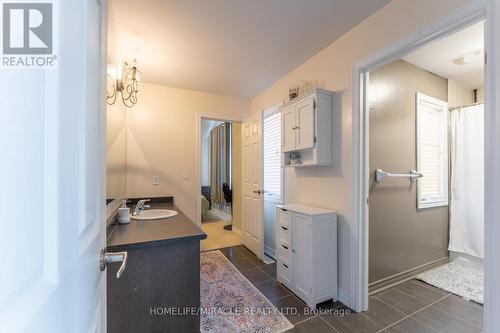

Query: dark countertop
left=107, top=202, right=206, bottom=251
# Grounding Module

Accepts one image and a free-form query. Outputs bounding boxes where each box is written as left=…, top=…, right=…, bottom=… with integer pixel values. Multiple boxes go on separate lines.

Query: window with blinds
left=263, top=111, right=282, bottom=201
left=416, top=93, right=448, bottom=209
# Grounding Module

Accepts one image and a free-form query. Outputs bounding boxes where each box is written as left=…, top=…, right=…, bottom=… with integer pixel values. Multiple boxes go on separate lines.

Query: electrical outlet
left=152, top=175, right=160, bottom=185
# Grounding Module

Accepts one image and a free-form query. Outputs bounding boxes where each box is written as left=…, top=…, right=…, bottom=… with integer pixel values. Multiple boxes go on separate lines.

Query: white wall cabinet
left=276, top=204, right=337, bottom=309
left=295, top=97, right=315, bottom=150
left=280, top=88, right=334, bottom=167
left=282, top=105, right=297, bottom=152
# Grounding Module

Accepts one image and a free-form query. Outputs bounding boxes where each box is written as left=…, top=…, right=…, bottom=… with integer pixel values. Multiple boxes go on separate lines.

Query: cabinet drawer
left=277, top=259, right=292, bottom=286
left=278, top=209, right=292, bottom=227
left=277, top=240, right=292, bottom=262
left=277, top=224, right=291, bottom=244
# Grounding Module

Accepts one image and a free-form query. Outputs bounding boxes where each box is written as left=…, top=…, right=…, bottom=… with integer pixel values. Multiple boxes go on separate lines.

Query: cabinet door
left=292, top=214, right=312, bottom=301
left=282, top=106, right=297, bottom=152
left=296, top=97, right=315, bottom=150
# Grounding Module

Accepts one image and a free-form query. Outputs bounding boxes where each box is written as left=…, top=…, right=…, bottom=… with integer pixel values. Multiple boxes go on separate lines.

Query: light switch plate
left=153, top=175, right=160, bottom=185
left=182, top=171, right=189, bottom=181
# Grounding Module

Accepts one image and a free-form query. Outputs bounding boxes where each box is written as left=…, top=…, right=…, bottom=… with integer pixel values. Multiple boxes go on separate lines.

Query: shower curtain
left=449, top=104, right=484, bottom=258
left=210, top=122, right=232, bottom=210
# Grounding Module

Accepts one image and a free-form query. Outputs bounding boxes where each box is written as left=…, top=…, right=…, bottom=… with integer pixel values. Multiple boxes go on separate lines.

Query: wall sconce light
left=107, top=59, right=143, bottom=108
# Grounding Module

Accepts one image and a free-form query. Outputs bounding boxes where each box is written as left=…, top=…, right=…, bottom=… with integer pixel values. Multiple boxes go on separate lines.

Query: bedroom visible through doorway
left=200, top=118, right=242, bottom=251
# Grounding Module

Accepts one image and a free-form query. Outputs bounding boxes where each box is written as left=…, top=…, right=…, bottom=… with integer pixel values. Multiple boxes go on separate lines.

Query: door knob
left=100, top=249, right=128, bottom=278
left=252, top=189, right=262, bottom=195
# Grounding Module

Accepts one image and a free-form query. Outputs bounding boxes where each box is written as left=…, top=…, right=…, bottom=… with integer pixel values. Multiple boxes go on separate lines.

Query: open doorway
left=364, top=20, right=485, bottom=329
left=262, top=107, right=282, bottom=259
left=200, top=118, right=242, bottom=251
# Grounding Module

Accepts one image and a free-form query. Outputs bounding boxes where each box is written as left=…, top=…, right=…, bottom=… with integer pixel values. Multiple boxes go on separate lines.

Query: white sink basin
left=131, top=209, right=178, bottom=220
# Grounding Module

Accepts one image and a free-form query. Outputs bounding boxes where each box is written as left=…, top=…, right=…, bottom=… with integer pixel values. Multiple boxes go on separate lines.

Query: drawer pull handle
left=280, top=208, right=288, bottom=212
left=282, top=244, right=289, bottom=250
left=282, top=263, right=289, bottom=269
left=281, top=226, right=288, bottom=231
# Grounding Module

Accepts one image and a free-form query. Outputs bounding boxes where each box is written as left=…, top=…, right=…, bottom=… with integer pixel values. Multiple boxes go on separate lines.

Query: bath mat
left=417, top=259, right=483, bottom=304
left=200, top=250, right=294, bottom=333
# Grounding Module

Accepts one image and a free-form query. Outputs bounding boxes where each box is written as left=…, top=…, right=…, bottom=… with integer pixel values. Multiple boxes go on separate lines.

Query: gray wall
left=369, top=59, right=449, bottom=284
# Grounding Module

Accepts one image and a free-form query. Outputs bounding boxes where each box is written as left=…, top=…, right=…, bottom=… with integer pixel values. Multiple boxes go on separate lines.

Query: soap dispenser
left=117, top=200, right=131, bottom=224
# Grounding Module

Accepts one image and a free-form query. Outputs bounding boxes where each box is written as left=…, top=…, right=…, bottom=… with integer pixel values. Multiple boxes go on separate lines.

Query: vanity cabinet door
left=282, top=106, right=297, bottom=152
left=296, top=97, right=315, bottom=150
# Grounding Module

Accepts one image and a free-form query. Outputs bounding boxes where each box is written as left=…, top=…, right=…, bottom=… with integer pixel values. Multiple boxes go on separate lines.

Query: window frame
left=263, top=106, right=283, bottom=203
left=416, top=92, right=449, bottom=209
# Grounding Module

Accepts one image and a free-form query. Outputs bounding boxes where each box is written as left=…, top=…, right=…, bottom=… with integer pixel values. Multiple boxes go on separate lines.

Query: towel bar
left=375, top=169, right=423, bottom=182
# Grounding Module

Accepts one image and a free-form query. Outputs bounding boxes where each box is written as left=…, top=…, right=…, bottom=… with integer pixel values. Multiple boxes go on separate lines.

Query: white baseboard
left=232, top=226, right=242, bottom=235
left=264, top=245, right=276, bottom=260
left=338, top=289, right=352, bottom=309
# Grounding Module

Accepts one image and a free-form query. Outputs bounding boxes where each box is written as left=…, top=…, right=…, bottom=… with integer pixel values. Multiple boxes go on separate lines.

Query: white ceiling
left=402, top=21, right=484, bottom=89
left=110, top=0, right=390, bottom=99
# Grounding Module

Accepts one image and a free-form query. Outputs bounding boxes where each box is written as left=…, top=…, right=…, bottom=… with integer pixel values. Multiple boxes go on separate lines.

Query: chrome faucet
left=133, top=199, right=151, bottom=216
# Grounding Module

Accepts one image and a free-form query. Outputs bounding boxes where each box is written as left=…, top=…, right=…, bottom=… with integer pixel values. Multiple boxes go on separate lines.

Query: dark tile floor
left=213, top=245, right=484, bottom=333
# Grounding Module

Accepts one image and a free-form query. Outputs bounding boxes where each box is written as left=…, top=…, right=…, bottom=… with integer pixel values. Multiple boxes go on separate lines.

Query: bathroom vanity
left=106, top=198, right=206, bottom=333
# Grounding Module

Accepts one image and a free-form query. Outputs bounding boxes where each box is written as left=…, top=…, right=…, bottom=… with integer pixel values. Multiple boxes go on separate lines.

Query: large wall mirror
left=106, top=9, right=127, bottom=208
left=106, top=102, right=127, bottom=205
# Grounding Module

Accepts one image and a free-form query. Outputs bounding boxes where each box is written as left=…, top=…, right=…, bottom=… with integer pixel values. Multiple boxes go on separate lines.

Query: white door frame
left=194, top=112, right=243, bottom=228
left=352, top=1, right=500, bottom=331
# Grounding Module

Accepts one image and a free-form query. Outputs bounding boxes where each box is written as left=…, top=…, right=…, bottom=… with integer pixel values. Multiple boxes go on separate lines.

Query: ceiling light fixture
left=453, top=49, right=484, bottom=65
left=107, top=59, right=143, bottom=108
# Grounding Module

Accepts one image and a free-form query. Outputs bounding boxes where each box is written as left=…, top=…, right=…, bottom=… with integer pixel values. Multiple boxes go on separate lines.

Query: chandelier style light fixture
left=107, top=59, right=143, bottom=108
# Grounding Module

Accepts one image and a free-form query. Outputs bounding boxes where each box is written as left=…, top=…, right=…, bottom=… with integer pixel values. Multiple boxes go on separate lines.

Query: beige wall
left=126, top=82, right=249, bottom=222
left=231, top=123, right=242, bottom=229
left=250, top=0, right=470, bottom=300
left=369, top=60, right=449, bottom=284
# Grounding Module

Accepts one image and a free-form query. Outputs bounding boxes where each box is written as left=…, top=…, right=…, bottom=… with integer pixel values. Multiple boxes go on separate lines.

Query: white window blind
left=416, top=93, right=448, bottom=209
left=263, top=111, right=282, bottom=201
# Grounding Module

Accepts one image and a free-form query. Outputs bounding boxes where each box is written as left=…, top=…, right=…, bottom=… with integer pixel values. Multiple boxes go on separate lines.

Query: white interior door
left=0, top=0, right=107, bottom=332
left=242, top=112, right=264, bottom=259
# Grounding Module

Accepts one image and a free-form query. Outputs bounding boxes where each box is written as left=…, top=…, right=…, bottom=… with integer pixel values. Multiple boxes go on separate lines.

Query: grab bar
left=375, top=169, right=423, bottom=182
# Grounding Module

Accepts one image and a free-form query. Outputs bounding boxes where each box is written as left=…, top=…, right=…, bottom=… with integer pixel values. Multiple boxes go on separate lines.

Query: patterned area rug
left=200, top=250, right=294, bottom=333
left=417, top=259, right=484, bottom=304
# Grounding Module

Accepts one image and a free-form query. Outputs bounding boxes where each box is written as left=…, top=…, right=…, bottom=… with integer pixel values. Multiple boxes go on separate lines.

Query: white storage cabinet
left=275, top=204, right=337, bottom=309
left=281, top=88, right=335, bottom=167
